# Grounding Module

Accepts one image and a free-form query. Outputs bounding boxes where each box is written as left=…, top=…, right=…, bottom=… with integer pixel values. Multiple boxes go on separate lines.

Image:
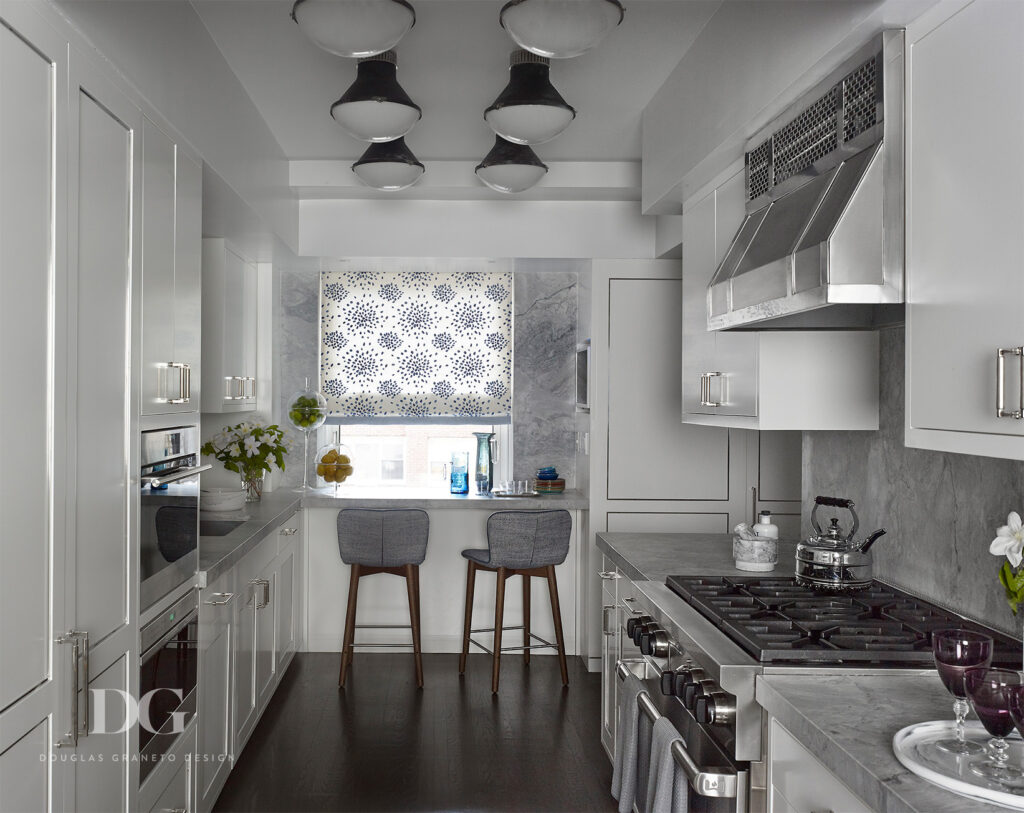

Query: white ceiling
left=191, top=0, right=721, bottom=164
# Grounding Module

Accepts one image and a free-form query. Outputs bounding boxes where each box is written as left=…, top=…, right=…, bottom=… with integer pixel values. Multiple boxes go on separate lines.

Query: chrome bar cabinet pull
left=203, top=591, right=236, bottom=606
left=56, top=630, right=89, bottom=747
left=700, top=371, right=724, bottom=408
left=996, top=347, right=1024, bottom=418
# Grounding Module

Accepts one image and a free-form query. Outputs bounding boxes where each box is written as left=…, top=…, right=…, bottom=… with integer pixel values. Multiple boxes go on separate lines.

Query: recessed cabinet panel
left=606, top=512, right=730, bottom=534
left=609, top=278, right=730, bottom=500
left=0, top=720, right=50, bottom=812
left=682, top=189, right=717, bottom=416
left=907, top=0, right=1024, bottom=440
left=202, top=239, right=257, bottom=412
left=74, top=654, right=130, bottom=813
left=73, top=90, right=132, bottom=642
left=175, top=151, right=203, bottom=406
left=0, top=20, right=55, bottom=712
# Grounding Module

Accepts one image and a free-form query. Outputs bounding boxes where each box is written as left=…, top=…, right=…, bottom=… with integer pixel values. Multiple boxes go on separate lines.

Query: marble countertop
left=199, top=492, right=302, bottom=583
left=595, top=531, right=800, bottom=583
left=199, top=488, right=587, bottom=583
left=303, top=486, right=588, bottom=510
left=759, top=673, right=1008, bottom=812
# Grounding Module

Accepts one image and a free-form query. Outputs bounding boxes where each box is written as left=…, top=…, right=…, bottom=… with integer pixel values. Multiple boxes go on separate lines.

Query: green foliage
left=201, top=420, right=288, bottom=481
left=998, top=561, right=1024, bottom=616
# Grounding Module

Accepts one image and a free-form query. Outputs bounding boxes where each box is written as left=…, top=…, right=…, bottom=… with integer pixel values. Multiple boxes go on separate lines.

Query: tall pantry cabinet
left=0, top=4, right=178, bottom=810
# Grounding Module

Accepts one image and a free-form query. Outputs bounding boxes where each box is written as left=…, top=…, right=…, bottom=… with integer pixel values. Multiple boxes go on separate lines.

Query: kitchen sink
left=199, top=519, right=246, bottom=537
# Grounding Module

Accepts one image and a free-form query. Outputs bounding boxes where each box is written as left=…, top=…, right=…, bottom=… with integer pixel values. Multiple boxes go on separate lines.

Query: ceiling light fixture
left=352, top=137, right=425, bottom=190
left=475, top=135, right=548, bottom=194
left=485, top=50, right=576, bottom=145
left=291, top=0, right=415, bottom=59
left=499, top=0, right=624, bottom=59
left=331, top=51, right=422, bottom=142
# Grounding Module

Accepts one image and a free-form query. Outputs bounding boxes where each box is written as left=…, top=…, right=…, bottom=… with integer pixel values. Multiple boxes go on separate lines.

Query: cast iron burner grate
left=665, top=576, right=1021, bottom=666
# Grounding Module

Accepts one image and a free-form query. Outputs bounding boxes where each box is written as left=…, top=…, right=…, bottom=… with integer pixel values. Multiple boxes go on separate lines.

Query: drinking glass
left=964, top=667, right=1024, bottom=783
left=931, top=629, right=993, bottom=755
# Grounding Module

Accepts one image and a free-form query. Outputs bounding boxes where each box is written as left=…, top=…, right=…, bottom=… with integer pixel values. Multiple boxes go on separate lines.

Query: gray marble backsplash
left=803, top=327, right=1024, bottom=634
left=272, top=261, right=582, bottom=489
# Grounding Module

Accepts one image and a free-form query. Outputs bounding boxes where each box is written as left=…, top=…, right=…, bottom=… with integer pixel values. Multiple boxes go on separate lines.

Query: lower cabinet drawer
left=144, top=726, right=196, bottom=813
left=769, top=719, right=871, bottom=813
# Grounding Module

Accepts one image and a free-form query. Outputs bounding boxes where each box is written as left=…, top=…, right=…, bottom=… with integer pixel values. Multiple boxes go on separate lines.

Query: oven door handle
left=143, top=464, right=212, bottom=487
left=629, top=684, right=739, bottom=800
left=141, top=610, right=199, bottom=662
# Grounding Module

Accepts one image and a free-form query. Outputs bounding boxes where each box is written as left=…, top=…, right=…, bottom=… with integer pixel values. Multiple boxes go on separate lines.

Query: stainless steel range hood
left=707, top=32, right=904, bottom=331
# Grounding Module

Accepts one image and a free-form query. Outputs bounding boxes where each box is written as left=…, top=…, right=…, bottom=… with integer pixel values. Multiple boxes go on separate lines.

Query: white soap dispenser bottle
left=752, top=511, right=779, bottom=539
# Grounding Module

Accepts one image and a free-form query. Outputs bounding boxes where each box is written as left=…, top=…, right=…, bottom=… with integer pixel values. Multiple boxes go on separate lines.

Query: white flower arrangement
left=201, top=419, right=288, bottom=483
left=990, top=511, right=1024, bottom=614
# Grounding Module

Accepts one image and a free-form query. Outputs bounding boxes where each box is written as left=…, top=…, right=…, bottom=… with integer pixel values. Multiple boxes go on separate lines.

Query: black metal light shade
left=352, top=137, right=425, bottom=190
left=485, top=50, right=576, bottom=145
left=499, top=0, right=624, bottom=59
left=291, top=0, right=415, bottom=58
left=331, top=51, right=422, bottom=142
left=475, top=135, right=547, bottom=194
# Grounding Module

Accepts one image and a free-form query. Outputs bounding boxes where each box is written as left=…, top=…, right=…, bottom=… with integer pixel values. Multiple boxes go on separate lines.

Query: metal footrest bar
left=470, top=625, right=526, bottom=634
left=354, top=623, right=412, bottom=629
left=350, top=643, right=414, bottom=649
left=468, top=630, right=556, bottom=656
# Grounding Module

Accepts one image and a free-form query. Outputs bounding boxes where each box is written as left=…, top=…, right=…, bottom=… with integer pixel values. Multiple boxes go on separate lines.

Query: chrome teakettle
left=795, top=496, right=887, bottom=592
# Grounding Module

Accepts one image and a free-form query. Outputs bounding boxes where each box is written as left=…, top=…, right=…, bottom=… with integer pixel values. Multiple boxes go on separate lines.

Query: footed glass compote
left=931, top=629, right=993, bottom=755
left=287, top=377, right=327, bottom=492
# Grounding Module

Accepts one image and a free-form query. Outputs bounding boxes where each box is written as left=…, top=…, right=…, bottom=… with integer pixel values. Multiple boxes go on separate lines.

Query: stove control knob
left=660, top=670, right=675, bottom=696
left=648, top=629, right=671, bottom=658
left=674, top=667, right=704, bottom=697
left=626, top=615, right=653, bottom=638
left=695, top=691, right=736, bottom=727
left=639, top=627, right=661, bottom=655
left=633, top=621, right=656, bottom=647
left=684, top=678, right=717, bottom=710
left=663, top=665, right=693, bottom=697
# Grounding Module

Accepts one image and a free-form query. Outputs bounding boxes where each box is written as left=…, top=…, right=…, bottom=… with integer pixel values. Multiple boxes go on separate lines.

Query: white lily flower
left=229, top=443, right=241, bottom=458
left=259, top=432, right=274, bottom=446
left=243, top=435, right=259, bottom=457
left=990, top=511, right=1024, bottom=568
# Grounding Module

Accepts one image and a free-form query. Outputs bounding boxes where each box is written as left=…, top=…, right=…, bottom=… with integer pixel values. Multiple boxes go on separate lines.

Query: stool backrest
left=336, top=508, right=429, bottom=567
left=486, top=510, right=571, bottom=569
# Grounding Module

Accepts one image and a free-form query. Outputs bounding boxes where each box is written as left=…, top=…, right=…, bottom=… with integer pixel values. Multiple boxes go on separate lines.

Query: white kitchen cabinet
left=197, top=569, right=235, bottom=813
left=768, top=718, right=871, bottom=813
left=598, top=558, right=622, bottom=758
left=681, top=169, right=880, bottom=431
left=1, top=11, right=140, bottom=810
left=141, top=723, right=196, bottom=813
left=202, top=239, right=258, bottom=412
left=140, top=116, right=202, bottom=415
left=905, top=0, right=1024, bottom=460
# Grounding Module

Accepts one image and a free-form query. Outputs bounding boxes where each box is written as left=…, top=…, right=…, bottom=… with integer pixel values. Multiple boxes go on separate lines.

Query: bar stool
left=459, top=509, right=571, bottom=693
left=336, top=508, right=428, bottom=689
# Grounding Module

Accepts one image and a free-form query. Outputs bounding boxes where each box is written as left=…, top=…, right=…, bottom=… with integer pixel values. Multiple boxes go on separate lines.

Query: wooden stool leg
left=338, top=564, right=361, bottom=688
left=492, top=567, right=507, bottom=694
left=522, top=574, right=531, bottom=665
left=459, top=560, right=476, bottom=675
left=405, top=564, right=424, bottom=689
left=545, top=566, right=569, bottom=687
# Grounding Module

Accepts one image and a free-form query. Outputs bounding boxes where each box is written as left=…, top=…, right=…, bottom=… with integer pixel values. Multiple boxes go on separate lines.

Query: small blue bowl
left=536, top=469, right=559, bottom=480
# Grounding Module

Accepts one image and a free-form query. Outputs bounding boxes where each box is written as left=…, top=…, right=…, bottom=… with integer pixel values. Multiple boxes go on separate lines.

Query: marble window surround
left=272, top=260, right=586, bottom=490
left=803, top=327, right=1024, bottom=635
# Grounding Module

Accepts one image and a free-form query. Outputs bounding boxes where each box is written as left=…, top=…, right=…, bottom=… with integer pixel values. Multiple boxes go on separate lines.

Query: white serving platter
left=893, top=720, right=1024, bottom=810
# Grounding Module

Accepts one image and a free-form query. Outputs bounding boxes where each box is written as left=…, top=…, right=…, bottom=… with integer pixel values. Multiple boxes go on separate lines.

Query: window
left=320, top=269, right=513, bottom=423
left=320, top=424, right=510, bottom=488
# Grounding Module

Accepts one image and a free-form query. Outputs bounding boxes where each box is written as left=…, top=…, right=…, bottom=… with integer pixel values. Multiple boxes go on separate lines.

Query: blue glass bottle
left=450, top=452, right=469, bottom=494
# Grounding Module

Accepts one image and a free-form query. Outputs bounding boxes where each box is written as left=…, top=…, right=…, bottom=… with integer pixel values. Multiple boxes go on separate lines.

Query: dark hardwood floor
left=214, top=652, right=616, bottom=813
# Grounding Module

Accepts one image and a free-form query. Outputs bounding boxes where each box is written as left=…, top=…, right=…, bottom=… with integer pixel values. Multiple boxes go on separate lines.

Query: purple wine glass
left=932, top=629, right=993, bottom=755
left=964, top=668, right=1024, bottom=783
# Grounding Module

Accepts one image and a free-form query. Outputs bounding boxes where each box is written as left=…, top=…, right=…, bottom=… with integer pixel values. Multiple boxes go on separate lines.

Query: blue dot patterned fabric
left=320, top=270, right=513, bottom=420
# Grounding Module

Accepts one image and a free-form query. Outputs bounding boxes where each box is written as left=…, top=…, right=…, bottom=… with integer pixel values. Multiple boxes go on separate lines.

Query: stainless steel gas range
left=616, top=574, right=1019, bottom=811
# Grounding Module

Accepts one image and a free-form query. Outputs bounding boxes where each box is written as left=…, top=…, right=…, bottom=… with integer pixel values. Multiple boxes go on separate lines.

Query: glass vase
left=315, top=441, right=354, bottom=495
left=241, top=472, right=265, bottom=502
left=287, top=377, right=327, bottom=492
left=473, top=432, right=495, bottom=494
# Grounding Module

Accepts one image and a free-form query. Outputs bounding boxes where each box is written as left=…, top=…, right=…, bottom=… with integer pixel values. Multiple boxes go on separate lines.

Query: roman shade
left=320, top=270, right=513, bottom=423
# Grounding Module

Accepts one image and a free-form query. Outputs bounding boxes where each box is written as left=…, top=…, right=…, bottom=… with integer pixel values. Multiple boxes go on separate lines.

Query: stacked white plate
left=201, top=488, right=246, bottom=512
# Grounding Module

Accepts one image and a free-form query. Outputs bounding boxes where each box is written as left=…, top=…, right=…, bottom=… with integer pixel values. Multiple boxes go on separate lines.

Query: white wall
left=641, top=0, right=938, bottom=213
left=53, top=0, right=298, bottom=251
left=299, top=199, right=656, bottom=259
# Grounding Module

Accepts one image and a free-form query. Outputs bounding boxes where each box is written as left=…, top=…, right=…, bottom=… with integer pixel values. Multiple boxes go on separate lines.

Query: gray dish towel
left=611, top=673, right=646, bottom=813
left=644, top=716, right=689, bottom=813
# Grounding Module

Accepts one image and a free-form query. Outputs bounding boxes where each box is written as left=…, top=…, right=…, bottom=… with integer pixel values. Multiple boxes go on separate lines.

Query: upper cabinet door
left=174, top=150, right=202, bottom=407
left=906, top=0, right=1024, bottom=456
left=140, top=118, right=177, bottom=415
left=682, top=189, right=718, bottom=416
left=140, top=117, right=201, bottom=415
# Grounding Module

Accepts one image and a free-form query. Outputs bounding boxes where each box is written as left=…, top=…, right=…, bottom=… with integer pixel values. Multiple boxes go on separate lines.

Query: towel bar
left=616, top=660, right=739, bottom=800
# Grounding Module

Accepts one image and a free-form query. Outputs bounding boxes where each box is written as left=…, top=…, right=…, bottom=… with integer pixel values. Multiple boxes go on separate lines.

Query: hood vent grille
left=746, top=54, right=881, bottom=201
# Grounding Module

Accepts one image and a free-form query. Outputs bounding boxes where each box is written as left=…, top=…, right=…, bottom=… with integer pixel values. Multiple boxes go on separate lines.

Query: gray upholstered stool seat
left=337, top=508, right=428, bottom=688
left=459, top=510, right=572, bottom=693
